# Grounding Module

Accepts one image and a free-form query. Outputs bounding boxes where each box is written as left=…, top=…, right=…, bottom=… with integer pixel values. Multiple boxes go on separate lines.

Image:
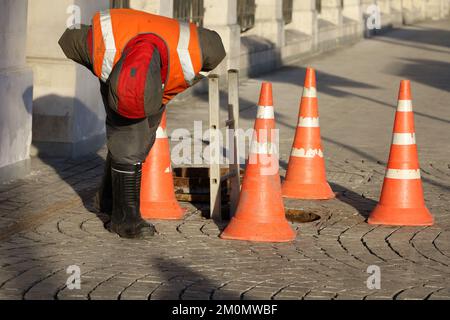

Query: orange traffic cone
left=140, top=110, right=184, bottom=220
left=220, top=82, right=296, bottom=242
left=281, top=67, right=335, bottom=199
left=368, top=80, right=433, bottom=226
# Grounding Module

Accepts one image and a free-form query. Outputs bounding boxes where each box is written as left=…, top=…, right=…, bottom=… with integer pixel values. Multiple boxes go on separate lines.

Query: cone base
left=220, top=216, right=296, bottom=242
left=282, top=181, right=335, bottom=200
left=368, top=204, right=433, bottom=226
left=141, top=201, right=185, bottom=220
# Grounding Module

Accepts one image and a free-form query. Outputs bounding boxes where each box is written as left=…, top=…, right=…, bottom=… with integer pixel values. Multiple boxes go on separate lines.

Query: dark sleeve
left=58, top=24, right=93, bottom=72
left=197, top=27, right=226, bottom=72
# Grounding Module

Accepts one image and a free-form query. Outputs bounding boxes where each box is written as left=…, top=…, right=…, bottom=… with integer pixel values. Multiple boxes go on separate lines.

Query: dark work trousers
left=100, top=81, right=165, bottom=165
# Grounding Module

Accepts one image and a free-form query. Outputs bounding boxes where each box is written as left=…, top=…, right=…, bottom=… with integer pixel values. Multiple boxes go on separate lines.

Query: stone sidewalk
left=1, top=19, right=449, bottom=300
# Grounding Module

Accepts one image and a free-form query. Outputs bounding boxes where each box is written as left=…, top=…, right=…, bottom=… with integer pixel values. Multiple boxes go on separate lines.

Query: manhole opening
left=285, top=208, right=321, bottom=223
left=173, top=166, right=244, bottom=204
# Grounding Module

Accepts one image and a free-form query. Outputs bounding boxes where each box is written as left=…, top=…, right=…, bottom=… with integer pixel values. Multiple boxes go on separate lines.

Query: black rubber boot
left=110, top=162, right=156, bottom=239
left=94, top=153, right=113, bottom=215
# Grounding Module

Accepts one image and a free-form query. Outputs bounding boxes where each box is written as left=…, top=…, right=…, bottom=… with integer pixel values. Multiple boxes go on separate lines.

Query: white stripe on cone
left=256, top=105, right=275, bottom=119
left=298, top=117, right=319, bottom=127
left=156, top=127, right=167, bottom=139
left=250, top=140, right=277, bottom=155
left=392, top=133, right=416, bottom=145
left=385, top=168, right=421, bottom=179
left=302, top=86, right=317, bottom=98
left=291, top=147, right=323, bottom=158
left=397, top=100, right=413, bottom=112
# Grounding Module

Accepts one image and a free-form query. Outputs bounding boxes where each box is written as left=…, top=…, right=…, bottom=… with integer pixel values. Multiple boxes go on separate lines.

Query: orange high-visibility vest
left=91, top=9, right=202, bottom=105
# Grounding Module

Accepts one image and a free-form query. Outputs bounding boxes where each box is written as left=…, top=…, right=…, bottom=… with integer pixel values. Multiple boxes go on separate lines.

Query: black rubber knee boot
left=94, top=153, right=113, bottom=215
left=110, top=162, right=156, bottom=239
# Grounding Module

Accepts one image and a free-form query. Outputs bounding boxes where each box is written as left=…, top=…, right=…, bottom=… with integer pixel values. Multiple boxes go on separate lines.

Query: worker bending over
left=59, top=9, right=226, bottom=239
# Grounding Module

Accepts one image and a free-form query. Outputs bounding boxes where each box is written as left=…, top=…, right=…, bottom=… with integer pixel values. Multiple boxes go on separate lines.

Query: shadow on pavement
left=381, top=24, right=450, bottom=49
left=151, top=257, right=240, bottom=300
left=278, top=159, right=376, bottom=219
left=30, top=94, right=109, bottom=227
left=266, top=65, right=380, bottom=95
left=321, top=136, right=450, bottom=192
left=386, top=57, right=450, bottom=94
left=330, top=182, right=377, bottom=219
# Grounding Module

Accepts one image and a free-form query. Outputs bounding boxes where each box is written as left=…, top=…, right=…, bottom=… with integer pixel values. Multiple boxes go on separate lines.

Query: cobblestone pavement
left=1, top=19, right=450, bottom=300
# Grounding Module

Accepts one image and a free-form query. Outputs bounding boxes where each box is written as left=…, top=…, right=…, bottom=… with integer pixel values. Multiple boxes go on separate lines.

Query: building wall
left=0, top=0, right=33, bottom=183
left=26, top=0, right=109, bottom=158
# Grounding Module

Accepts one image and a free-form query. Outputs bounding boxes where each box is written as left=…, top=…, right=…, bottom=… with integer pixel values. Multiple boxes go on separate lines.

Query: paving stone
left=0, top=18, right=450, bottom=300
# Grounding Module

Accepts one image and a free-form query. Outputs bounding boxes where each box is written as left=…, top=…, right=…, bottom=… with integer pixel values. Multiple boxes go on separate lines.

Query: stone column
left=390, top=0, right=404, bottom=27
left=342, top=0, right=363, bottom=40
left=247, top=0, right=285, bottom=48
left=320, top=0, right=343, bottom=26
left=129, top=0, right=173, bottom=17
left=282, top=0, right=317, bottom=61
left=290, top=0, right=317, bottom=37
left=317, top=0, right=343, bottom=50
left=425, top=0, right=443, bottom=19
left=0, top=0, right=33, bottom=182
left=378, top=0, right=392, bottom=15
left=378, top=0, right=393, bottom=28
left=401, top=0, right=415, bottom=24
left=441, top=0, right=450, bottom=18
left=342, top=0, right=363, bottom=22
left=203, top=0, right=241, bottom=73
left=27, top=0, right=109, bottom=158
left=391, top=0, right=402, bottom=11
left=238, top=0, right=284, bottom=75
left=413, top=0, right=426, bottom=20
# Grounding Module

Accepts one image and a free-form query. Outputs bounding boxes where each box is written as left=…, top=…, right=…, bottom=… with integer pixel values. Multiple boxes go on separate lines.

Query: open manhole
left=173, top=167, right=323, bottom=223
left=173, top=167, right=244, bottom=203
left=285, top=208, right=321, bottom=223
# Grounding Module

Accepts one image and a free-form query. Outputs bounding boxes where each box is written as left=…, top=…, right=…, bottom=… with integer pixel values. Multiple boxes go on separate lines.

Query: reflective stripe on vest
left=99, top=10, right=116, bottom=82
left=177, top=22, right=196, bottom=85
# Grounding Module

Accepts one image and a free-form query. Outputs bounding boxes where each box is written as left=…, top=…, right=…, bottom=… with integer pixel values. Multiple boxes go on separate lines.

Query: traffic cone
left=281, top=68, right=335, bottom=199
left=220, top=82, right=296, bottom=242
left=368, top=80, right=433, bottom=226
left=140, top=110, right=184, bottom=220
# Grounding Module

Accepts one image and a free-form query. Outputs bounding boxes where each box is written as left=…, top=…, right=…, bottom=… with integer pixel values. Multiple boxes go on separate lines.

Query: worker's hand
left=198, top=27, right=226, bottom=72
left=58, top=25, right=93, bottom=72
